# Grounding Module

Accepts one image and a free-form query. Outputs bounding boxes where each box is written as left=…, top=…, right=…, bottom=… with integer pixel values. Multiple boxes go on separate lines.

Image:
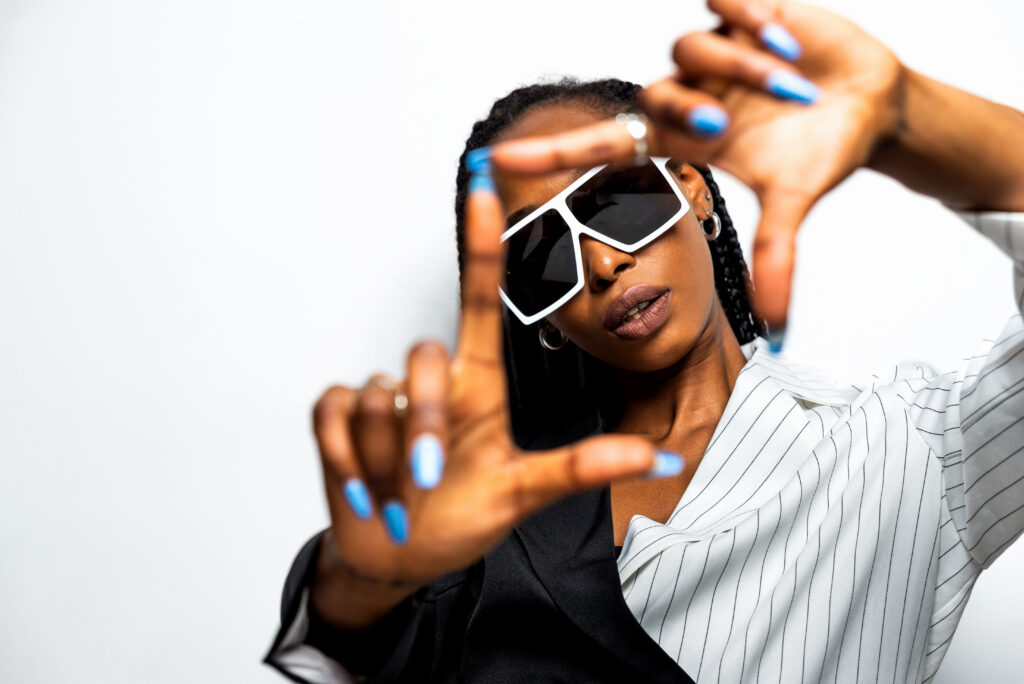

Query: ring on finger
left=358, top=374, right=408, bottom=419
left=615, top=112, right=650, bottom=167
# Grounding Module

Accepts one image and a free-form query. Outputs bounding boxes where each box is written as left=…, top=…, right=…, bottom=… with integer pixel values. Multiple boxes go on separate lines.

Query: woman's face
left=494, top=101, right=722, bottom=374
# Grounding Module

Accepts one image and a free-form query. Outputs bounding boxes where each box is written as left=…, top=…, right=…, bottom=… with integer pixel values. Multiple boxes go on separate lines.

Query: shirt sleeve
left=894, top=210, right=1024, bottom=570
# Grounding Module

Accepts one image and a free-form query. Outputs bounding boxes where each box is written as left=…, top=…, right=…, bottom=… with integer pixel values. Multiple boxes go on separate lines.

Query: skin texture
left=495, top=103, right=749, bottom=544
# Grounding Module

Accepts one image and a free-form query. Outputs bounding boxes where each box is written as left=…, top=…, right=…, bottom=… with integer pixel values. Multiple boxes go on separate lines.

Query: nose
left=580, top=235, right=635, bottom=291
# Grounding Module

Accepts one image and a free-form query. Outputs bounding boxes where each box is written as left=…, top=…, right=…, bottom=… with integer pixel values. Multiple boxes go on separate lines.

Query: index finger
left=454, top=178, right=505, bottom=366
left=490, top=119, right=639, bottom=175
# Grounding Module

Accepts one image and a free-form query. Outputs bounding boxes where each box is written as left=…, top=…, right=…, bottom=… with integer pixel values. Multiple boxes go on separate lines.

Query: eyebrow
left=505, top=168, right=589, bottom=228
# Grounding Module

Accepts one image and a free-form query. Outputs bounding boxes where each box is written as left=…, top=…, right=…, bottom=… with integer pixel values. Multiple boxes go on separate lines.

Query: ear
left=669, top=162, right=714, bottom=220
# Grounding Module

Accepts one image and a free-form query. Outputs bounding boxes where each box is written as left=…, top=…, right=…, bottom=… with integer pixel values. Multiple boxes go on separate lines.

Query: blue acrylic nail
left=411, top=433, right=444, bottom=489
left=648, top=450, right=685, bottom=478
left=760, top=22, right=802, bottom=61
left=382, top=500, right=409, bottom=544
left=465, top=147, right=492, bottom=175
left=343, top=478, right=373, bottom=520
left=688, top=105, right=729, bottom=137
left=468, top=173, right=495, bottom=194
left=766, top=326, right=786, bottom=355
left=766, top=70, right=820, bottom=104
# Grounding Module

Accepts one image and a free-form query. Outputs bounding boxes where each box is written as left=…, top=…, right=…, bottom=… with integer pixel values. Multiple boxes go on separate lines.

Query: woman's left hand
left=490, top=0, right=904, bottom=338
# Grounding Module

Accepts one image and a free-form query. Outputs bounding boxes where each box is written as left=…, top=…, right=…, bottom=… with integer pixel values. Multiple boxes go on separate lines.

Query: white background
left=2, top=1, right=1023, bottom=682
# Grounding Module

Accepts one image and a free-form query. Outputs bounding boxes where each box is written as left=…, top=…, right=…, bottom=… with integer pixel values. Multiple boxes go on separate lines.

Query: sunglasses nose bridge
left=578, top=233, right=635, bottom=290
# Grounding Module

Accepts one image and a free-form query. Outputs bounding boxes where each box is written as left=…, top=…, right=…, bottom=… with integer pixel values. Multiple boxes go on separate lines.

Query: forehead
left=493, top=102, right=606, bottom=221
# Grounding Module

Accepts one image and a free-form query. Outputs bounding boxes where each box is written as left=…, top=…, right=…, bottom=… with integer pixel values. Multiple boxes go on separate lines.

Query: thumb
left=506, top=435, right=685, bottom=520
left=749, top=190, right=812, bottom=351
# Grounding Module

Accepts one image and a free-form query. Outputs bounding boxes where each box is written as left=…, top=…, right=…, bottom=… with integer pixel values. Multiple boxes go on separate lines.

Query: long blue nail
left=343, top=478, right=373, bottom=520
left=382, top=500, right=409, bottom=544
left=411, top=433, right=444, bottom=489
left=648, top=450, right=685, bottom=479
left=465, top=147, right=492, bottom=175
left=766, top=325, right=786, bottom=354
left=766, top=70, right=820, bottom=104
left=688, top=105, right=729, bottom=137
left=469, top=173, right=495, bottom=194
left=760, top=23, right=802, bottom=61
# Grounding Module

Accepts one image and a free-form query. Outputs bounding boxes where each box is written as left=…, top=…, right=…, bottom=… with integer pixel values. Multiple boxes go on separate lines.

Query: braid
left=452, top=77, right=765, bottom=448
left=697, top=166, right=764, bottom=344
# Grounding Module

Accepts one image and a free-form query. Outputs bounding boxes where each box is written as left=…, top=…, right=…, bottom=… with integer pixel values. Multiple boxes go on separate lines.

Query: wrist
left=310, top=532, right=423, bottom=629
left=866, top=60, right=912, bottom=169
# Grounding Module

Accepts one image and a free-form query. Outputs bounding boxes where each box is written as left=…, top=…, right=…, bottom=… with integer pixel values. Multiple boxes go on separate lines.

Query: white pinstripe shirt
left=617, top=211, right=1024, bottom=683
left=269, top=210, right=1024, bottom=684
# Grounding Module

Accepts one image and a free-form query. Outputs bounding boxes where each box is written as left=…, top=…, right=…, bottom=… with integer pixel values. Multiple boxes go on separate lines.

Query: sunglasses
left=498, top=156, right=691, bottom=325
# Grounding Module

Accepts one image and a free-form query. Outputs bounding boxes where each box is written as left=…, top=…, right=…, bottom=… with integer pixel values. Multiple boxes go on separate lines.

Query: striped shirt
left=268, top=210, right=1024, bottom=683
left=617, top=211, right=1024, bottom=683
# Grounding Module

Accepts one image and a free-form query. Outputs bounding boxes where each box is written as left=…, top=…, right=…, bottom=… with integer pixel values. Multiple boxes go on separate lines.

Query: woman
left=265, top=1, right=1024, bottom=682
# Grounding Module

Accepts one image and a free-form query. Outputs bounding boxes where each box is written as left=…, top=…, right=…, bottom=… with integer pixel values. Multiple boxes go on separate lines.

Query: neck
left=608, top=303, right=748, bottom=461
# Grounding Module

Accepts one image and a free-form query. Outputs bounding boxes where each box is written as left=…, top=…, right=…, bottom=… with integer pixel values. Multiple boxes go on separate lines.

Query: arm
left=263, top=531, right=430, bottom=684
left=869, top=68, right=1024, bottom=212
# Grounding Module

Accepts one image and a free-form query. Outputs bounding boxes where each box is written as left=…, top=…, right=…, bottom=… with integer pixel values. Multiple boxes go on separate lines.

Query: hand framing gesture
left=488, top=0, right=903, bottom=341
left=309, top=178, right=682, bottom=628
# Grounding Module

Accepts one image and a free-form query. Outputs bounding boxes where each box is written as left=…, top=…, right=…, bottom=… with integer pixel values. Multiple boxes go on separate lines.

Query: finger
left=638, top=78, right=731, bottom=145
left=351, top=374, right=408, bottom=542
left=312, top=385, right=374, bottom=522
left=749, top=190, right=812, bottom=351
left=491, top=119, right=639, bottom=174
left=504, top=436, right=685, bottom=519
left=453, top=180, right=505, bottom=368
left=670, top=31, right=818, bottom=104
left=405, top=340, right=449, bottom=490
left=706, top=0, right=805, bottom=62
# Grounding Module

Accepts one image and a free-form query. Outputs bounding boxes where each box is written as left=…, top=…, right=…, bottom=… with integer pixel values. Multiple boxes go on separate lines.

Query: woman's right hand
left=308, top=181, right=681, bottom=628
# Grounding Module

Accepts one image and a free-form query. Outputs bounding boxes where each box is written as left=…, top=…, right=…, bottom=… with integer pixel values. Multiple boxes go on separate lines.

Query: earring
left=538, top=326, right=567, bottom=351
left=701, top=211, right=722, bottom=241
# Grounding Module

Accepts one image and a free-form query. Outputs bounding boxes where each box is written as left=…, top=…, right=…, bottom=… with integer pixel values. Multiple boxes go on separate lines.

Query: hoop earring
left=702, top=212, right=722, bottom=241
left=538, top=326, right=567, bottom=351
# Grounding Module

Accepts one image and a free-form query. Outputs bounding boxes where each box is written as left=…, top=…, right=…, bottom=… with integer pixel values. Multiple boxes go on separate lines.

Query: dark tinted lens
left=566, top=161, right=682, bottom=245
left=504, top=209, right=578, bottom=317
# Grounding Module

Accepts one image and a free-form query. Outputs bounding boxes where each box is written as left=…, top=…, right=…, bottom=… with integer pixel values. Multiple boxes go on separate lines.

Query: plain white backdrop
left=1, top=0, right=1023, bottom=682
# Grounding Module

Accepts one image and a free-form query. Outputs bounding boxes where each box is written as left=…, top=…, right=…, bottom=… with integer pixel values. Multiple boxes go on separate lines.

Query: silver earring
left=702, top=211, right=722, bottom=241
left=538, top=326, right=567, bottom=351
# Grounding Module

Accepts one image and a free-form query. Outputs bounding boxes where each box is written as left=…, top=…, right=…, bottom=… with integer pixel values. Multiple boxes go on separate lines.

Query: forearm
left=869, top=66, right=1024, bottom=212
left=309, top=531, right=421, bottom=629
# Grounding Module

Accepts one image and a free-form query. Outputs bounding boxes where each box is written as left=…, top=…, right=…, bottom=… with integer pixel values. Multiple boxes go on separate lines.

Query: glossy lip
left=611, top=291, right=672, bottom=339
left=604, top=284, right=671, bottom=331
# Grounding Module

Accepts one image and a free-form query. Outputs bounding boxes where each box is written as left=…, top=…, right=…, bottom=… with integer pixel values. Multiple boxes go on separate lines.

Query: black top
left=264, top=487, right=696, bottom=684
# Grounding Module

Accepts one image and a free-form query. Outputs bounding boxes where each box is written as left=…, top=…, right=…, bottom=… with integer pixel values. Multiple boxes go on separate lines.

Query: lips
left=604, top=284, right=671, bottom=332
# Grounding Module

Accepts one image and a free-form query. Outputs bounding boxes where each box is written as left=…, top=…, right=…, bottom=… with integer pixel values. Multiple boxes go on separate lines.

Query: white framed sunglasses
left=499, top=156, right=692, bottom=325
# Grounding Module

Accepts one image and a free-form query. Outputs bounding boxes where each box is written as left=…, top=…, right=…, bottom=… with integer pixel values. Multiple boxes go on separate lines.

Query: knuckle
left=409, top=339, right=449, bottom=365
left=312, top=385, right=347, bottom=427
left=672, top=33, right=701, bottom=63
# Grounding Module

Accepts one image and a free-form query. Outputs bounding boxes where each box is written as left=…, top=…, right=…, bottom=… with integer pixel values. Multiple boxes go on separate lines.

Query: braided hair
left=453, top=77, right=765, bottom=449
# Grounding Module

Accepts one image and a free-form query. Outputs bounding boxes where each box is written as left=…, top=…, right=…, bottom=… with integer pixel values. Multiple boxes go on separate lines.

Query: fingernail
left=766, top=70, right=819, bottom=104
left=468, top=173, right=495, bottom=194
left=465, top=147, right=492, bottom=175
left=766, top=325, right=787, bottom=354
left=382, top=500, right=409, bottom=544
left=760, top=22, right=802, bottom=61
left=411, top=433, right=444, bottom=489
left=688, top=105, right=730, bottom=137
left=648, top=450, right=685, bottom=479
left=343, top=478, right=373, bottom=520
